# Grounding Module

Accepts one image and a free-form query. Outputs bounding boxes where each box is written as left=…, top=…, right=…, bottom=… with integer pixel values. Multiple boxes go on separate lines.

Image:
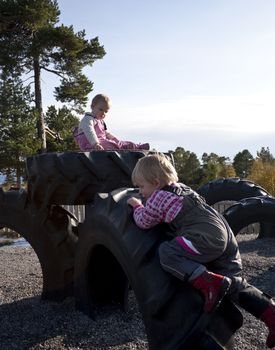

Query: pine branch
left=41, top=65, right=64, bottom=78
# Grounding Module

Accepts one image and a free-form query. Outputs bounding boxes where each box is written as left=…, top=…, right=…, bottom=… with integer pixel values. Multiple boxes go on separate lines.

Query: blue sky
left=43, top=0, right=275, bottom=160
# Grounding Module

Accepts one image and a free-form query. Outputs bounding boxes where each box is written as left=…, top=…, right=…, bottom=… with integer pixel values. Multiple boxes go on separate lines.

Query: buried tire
left=197, top=177, right=275, bottom=238
left=224, top=196, right=275, bottom=236
left=0, top=188, right=78, bottom=300
left=74, top=188, right=243, bottom=350
left=197, top=177, right=270, bottom=205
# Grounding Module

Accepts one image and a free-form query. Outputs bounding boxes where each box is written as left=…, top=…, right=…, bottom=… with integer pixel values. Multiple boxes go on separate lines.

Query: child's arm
left=127, top=197, right=142, bottom=207
left=127, top=192, right=164, bottom=229
left=106, top=130, right=120, bottom=142
left=80, top=113, right=103, bottom=150
left=105, top=131, right=116, bottom=140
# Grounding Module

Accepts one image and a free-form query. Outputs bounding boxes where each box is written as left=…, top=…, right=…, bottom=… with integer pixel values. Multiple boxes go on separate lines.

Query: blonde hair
left=132, top=154, right=178, bottom=187
left=91, top=94, right=111, bottom=108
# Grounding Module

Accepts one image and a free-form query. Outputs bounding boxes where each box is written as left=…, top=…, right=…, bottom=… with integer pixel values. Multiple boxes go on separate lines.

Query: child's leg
left=117, top=140, right=150, bottom=150
left=73, top=129, right=93, bottom=151
left=98, top=139, right=120, bottom=150
left=229, top=281, right=275, bottom=348
left=159, top=239, right=231, bottom=313
left=99, top=138, right=149, bottom=150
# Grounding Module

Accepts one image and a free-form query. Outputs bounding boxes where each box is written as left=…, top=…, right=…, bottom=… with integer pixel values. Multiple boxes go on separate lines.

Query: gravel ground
left=0, top=233, right=274, bottom=350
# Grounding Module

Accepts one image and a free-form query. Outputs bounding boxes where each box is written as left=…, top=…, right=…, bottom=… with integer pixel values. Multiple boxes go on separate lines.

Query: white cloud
left=110, top=94, right=275, bottom=131
left=106, top=94, right=275, bottom=158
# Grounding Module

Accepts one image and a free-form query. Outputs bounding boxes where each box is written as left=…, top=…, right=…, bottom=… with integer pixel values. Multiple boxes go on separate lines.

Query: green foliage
left=199, top=152, right=231, bottom=185
left=233, top=149, right=254, bottom=178
left=44, top=105, right=79, bottom=152
left=55, top=73, right=94, bottom=113
left=171, top=147, right=201, bottom=189
left=170, top=147, right=274, bottom=191
left=256, top=147, right=274, bottom=164
left=0, top=72, right=40, bottom=184
left=0, top=0, right=105, bottom=149
left=0, top=0, right=61, bottom=71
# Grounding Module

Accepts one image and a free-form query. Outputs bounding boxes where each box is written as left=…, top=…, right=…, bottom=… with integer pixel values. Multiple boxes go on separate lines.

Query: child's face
left=136, top=178, right=160, bottom=199
left=92, top=101, right=110, bottom=119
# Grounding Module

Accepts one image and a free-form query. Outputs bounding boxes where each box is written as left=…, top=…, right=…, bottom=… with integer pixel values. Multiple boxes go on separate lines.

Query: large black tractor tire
left=197, top=177, right=270, bottom=205
left=26, top=150, right=151, bottom=207
left=74, top=188, right=243, bottom=350
left=224, top=196, right=275, bottom=236
left=0, top=188, right=78, bottom=300
left=197, top=177, right=275, bottom=238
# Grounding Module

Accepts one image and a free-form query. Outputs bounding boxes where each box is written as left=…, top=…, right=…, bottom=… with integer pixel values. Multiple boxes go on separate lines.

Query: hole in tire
left=87, top=245, right=129, bottom=310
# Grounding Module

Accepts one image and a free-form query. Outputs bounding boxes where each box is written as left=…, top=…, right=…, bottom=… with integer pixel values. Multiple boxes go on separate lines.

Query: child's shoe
left=260, top=301, right=275, bottom=348
left=190, top=271, right=231, bottom=313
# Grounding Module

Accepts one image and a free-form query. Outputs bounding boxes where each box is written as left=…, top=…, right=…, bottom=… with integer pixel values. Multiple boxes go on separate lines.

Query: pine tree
left=233, top=149, right=254, bottom=178
left=256, top=147, right=274, bottom=164
left=44, top=105, right=79, bottom=152
left=171, top=147, right=201, bottom=188
left=200, top=152, right=229, bottom=184
left=0, top=0, right=105, bottom=151
left=0, top=72, right=39, bottom=186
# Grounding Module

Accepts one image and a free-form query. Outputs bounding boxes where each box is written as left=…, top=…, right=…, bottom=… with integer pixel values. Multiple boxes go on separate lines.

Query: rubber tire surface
left=197, top=177, right=275, bottom=238
left=224, top=196, right=275, bottom=236
left=26, top=150, right=151, bottom=206
left=0, top=188, right=78, bottom=300
left=74, top=188, right=243, bottom=350
left=197, top=177, right=270, bottom=205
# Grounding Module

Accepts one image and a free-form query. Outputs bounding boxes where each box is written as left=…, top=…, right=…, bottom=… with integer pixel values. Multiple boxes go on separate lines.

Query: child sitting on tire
left=127, top=153, right=275, bottom=349
left=73, top=94, right=150, bottom=151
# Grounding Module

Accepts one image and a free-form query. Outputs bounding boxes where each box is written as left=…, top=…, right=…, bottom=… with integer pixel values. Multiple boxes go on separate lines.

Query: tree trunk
left=16, top=167, right=21, bottom=188
left=34, top=56, right=47, bottom=152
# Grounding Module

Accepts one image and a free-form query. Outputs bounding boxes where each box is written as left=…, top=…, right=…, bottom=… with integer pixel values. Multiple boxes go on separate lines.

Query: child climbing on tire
left=127, top=153, right=275, bottom=349
left=73, top=94, right=150, bottom=151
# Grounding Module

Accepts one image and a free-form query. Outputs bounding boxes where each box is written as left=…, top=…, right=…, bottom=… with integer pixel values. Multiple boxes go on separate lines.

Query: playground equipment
left=1, top=151, right=275, bottom=349
left=197, top=177, right=275, bottom=238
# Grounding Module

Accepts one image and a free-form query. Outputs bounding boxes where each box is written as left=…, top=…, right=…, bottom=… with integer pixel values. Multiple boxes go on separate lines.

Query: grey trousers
left=158, top=238, right=252, bottom=304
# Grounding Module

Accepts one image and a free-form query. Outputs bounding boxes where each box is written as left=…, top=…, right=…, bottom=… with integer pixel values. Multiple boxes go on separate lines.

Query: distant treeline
left=170, top=146, right=275, bottom=195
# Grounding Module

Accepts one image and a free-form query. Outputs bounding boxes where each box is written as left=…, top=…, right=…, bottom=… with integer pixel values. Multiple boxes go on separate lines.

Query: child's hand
left=127, top=197, right=142, bottom=207
left=106, top=132, right=119, bottom=142
left=94, top=143, right=104, bottom=150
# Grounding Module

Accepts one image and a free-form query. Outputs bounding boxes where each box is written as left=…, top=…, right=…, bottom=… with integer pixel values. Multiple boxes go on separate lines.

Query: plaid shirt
left=133, top=186, right=184, bottom=229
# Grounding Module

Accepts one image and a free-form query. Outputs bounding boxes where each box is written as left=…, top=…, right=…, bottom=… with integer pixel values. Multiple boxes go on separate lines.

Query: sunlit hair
left=132, top=153, right=178, bottom=187
left=91, top=94, right=111, bottom=108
